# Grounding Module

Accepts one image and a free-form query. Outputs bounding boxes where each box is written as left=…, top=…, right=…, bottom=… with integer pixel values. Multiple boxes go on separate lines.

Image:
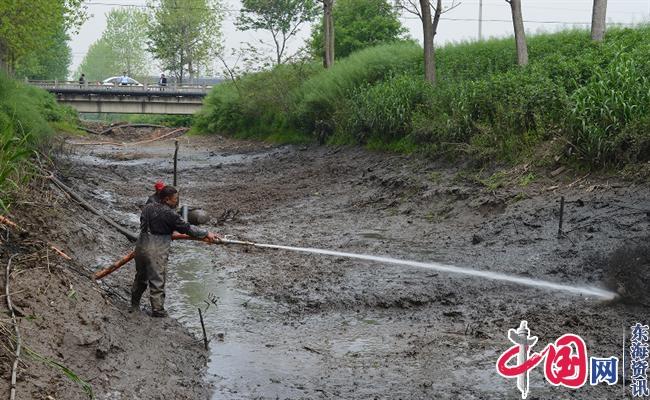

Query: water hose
left=94, top=235, right=618, bottom=300
left=93, top=234, right=255, bottom=280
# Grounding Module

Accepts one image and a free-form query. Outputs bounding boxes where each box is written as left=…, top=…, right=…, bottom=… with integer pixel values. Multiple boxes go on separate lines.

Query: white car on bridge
left=102, top=76, right=143, bottom=86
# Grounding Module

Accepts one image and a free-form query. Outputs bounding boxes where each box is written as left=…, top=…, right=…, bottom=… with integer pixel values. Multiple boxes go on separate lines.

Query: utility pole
left=478, top=0, right=483, bottom=41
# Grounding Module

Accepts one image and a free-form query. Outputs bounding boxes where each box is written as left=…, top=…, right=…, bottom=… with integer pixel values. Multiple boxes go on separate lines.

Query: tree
left=505, top=0, right=528, bottom=66
left=76, top=38, right=119, bottom=82
left=102, top=8, right=151, bottom=78
left=62, top=0, right=89, bottom=35
left=147, top=0, right=224, bottom=83
left=311, top=0, right=406, bottom=61
left=591, top=0, right=607, bottom=41
left=0, top=0, right=86, bottom=74
left=396, top=0, right=459, bottom=84
left=15, top=25, right=72, bottom=80
left=236, top=0, right=319, bottom=66
left=77, top=8, right=152, bottom=82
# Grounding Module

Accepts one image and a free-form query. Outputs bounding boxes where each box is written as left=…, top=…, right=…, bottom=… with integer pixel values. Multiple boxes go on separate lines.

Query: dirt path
left=2, top=130, right=648, bottom=399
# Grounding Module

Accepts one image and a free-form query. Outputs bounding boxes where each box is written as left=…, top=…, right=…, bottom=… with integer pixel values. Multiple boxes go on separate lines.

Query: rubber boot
left=151, top=309, right=168, bottom=318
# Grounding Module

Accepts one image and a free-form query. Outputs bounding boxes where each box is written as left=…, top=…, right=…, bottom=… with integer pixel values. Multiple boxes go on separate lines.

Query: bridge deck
left=26, top=81, right=211, bottom=114
left=28, top=81, right=211, bottom=97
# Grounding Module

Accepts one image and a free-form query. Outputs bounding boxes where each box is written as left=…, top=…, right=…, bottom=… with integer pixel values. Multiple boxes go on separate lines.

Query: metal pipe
left=173, top=140, right=179, bottom=186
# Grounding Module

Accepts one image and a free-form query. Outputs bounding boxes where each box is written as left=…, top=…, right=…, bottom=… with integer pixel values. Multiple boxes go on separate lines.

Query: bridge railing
left=26, top=79, right=213, bottom=94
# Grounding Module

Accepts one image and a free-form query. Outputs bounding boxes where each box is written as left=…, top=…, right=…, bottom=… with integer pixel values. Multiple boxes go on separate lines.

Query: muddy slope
left=0, top=177, right=210, bottom=399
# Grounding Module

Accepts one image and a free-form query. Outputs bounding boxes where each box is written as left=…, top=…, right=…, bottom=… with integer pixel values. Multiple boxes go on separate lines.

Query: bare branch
left=217, top=53, right=241, bottom=94
left=395, top=0, right=422, bottom=18
left=430, top=0, right=462, bottom=14
left=442, top=0, right=462, bottom=13
left=409, top=1, right=423, bottom=18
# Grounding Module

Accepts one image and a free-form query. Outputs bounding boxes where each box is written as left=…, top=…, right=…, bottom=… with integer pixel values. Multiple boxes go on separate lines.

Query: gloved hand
left=206, top=232, right=223, bottom=243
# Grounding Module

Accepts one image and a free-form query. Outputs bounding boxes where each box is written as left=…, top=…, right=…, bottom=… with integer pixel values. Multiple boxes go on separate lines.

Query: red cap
left=154, top=181, right=165, bottom=191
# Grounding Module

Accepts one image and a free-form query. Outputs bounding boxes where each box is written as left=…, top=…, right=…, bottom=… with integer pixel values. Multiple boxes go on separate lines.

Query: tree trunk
left=591, top=0, right=607, bottom=41
left=507, top=0, right=528, bottom=66
left=179, top=48, right=185, bottom=84
left=420, top=0, right=435, bottom=84
left=431, top=0, right=443, bottom=84
left=0, top=54, right=7, bottom=75
left=0, top=42, right=6, bottom=75
left=323, top=0, right=335, bottom=68
left=9, top=52, right=16, bottom=76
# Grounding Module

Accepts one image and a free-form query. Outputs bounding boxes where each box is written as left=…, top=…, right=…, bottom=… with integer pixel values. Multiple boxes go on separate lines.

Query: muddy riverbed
left=3, top=129, right=649, bottom=399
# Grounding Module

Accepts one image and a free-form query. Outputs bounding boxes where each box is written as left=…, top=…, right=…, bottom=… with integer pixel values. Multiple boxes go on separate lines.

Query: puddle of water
left=164, top=242, right=409, bottom=399
left=166, top=243, right=329, bottom=399
left=166, top=244, right=259, bottom=328
left=69, top=145, right=288, bottom=170
left=71, top=152, right=249, bottom=168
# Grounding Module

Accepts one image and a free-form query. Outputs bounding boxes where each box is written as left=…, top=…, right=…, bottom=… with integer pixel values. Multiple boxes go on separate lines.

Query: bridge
left=28, top=81, right=211, bottom=115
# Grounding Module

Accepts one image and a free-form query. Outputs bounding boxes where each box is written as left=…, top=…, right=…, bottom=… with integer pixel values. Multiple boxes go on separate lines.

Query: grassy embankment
left=0, top=73, right=78, bottom=209
left=194, top=26, right=650, bottom=169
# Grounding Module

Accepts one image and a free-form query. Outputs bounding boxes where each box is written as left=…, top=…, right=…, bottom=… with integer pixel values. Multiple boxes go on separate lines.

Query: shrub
left=0, top=73, right=77, bottom=209
left=194, top=62, right=320, bottom=139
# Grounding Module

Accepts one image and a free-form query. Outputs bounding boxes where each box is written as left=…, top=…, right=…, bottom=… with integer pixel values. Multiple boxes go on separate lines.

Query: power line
left=86, top=1, right=641, bottom=26
left=399, top=15, right=639, bottom=25
left=85, top=1, right=238, bottom=12
left=86, top=0, right=646, bottom=15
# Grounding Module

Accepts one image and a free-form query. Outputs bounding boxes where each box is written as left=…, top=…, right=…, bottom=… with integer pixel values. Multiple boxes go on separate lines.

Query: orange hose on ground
left=0, top=215, right=18, bottom=229
left=171, top=233, right=220, bottom=244
left=93, top=234, right=220, bottom=280
left=93, top=251, right=136, bottom=280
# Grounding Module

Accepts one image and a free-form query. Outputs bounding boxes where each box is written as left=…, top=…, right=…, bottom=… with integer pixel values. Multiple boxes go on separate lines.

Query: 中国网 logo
left=496, top=320, right=648, bottom=398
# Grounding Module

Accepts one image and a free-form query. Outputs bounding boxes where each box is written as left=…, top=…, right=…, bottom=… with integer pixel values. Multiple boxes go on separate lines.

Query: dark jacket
left=146, top=192, right=161, bottom=205
left=136, top=202, right=207, bottom=256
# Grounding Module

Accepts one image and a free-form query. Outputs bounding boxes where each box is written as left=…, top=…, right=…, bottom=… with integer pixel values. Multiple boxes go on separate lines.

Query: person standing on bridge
left=78, top=73, right=85, bottom=86
left=131, top=185, right=220, bottom=317
left=119, top=72, right=129, bottom=86
left=158, top=73, right=167, bottom=88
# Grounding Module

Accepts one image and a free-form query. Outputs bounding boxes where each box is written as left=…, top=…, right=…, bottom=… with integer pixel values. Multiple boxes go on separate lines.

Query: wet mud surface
left=4, top=130, right=648, bottom=399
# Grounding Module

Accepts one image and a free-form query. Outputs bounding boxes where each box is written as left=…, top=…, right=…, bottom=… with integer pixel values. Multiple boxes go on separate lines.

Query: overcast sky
left=70, top=0, right=649, bottom=77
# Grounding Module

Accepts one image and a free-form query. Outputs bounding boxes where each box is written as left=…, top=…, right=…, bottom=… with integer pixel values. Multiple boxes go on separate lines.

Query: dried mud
left=1, top=129, right=649, bottom=399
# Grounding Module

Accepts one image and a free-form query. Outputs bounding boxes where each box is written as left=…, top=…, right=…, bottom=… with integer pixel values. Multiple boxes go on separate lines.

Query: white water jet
left=229, top=241, right=618, bottom=301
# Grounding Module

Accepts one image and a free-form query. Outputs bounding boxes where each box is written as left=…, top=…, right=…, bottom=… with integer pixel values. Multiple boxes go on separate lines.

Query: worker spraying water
left=95, top=218, right=619, bottom=305
left=129, top=185, right=221, bottom=317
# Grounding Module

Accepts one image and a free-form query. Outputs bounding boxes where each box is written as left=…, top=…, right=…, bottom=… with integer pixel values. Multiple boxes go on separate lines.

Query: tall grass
left=196, top=25, right=650, bottom=167
left=569, top=53, right=650, bottom=164
left=291, top=42, right=422, bottom=139
left=0, top=73, right=77, bottom=209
